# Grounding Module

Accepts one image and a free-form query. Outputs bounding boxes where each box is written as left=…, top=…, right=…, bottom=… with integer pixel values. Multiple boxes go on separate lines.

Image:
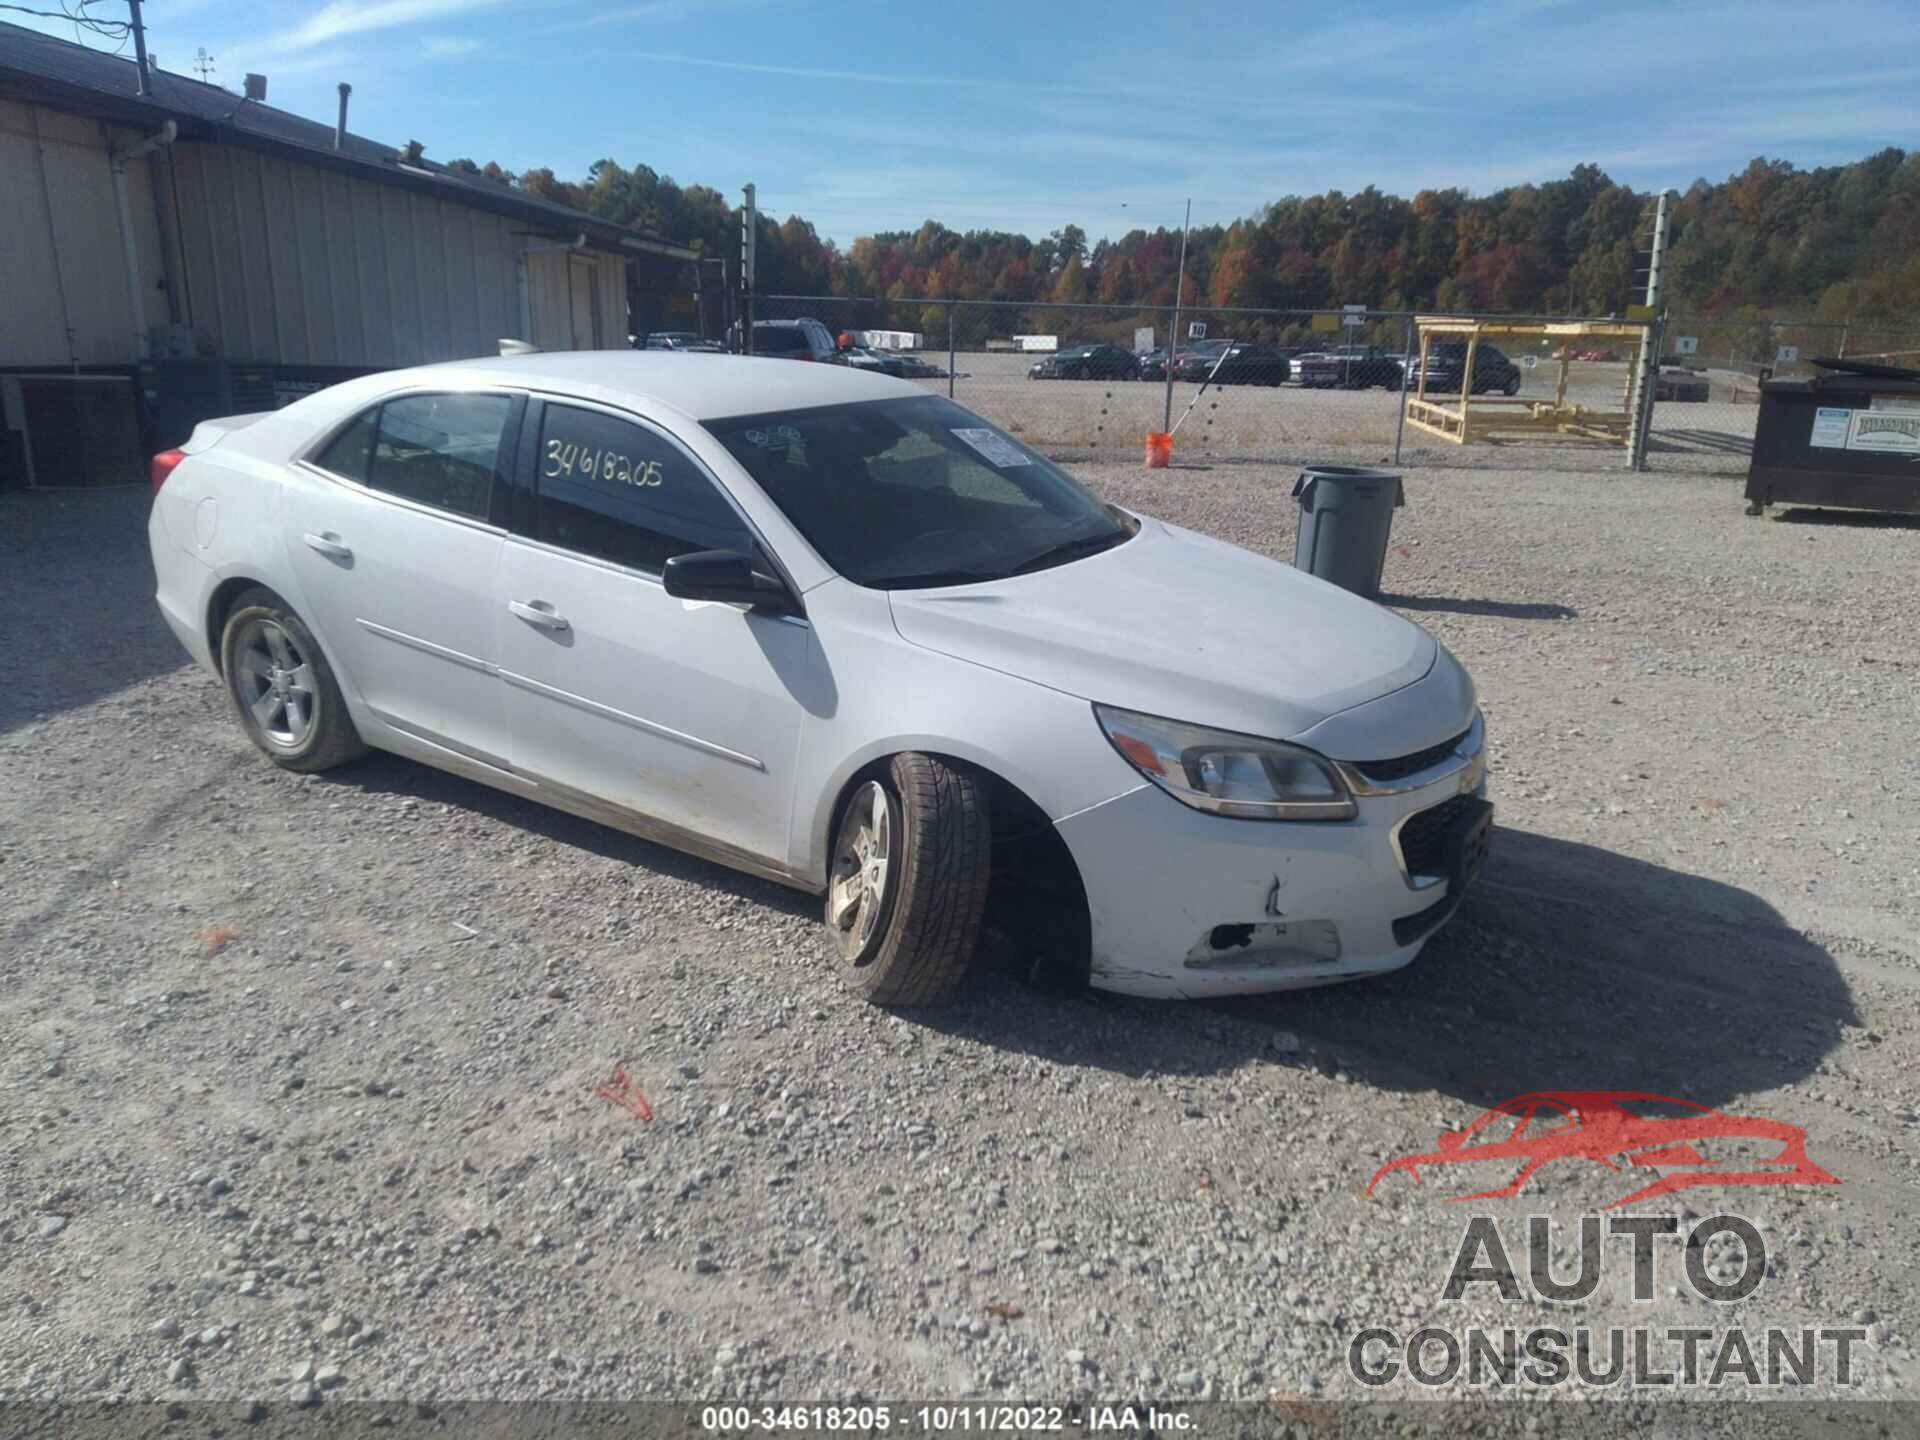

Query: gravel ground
left=936, top=354, right=1757, bottom=473
left=2, top=467, right=1916, bottom=1418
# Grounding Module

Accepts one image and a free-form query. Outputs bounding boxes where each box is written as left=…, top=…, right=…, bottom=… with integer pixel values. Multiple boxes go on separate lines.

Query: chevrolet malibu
left=148, top=353, right=1489, bottom=1005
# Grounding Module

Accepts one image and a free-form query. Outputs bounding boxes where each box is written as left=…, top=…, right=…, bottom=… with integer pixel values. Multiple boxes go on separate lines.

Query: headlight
left=1094, top=704, right=1355, bottom=821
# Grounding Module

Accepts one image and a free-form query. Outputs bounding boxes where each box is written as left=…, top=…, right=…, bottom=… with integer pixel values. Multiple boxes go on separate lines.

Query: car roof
left=321, top=351, right=922, bottom=422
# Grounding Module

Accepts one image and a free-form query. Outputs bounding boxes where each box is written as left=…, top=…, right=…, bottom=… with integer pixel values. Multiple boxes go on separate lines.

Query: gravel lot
left=939, top=353, right=1758, bottom=473
left=2, top=464, right=1916, bottom=1416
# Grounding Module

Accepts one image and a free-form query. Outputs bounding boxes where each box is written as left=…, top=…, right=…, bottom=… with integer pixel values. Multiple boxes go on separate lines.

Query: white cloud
left=423, top=36, right=482, bottom=58
left=279, top=0, right=512, bottom=50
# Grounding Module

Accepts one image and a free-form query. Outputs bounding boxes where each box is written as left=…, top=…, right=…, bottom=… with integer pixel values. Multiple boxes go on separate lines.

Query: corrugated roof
left=0, top=21, right=697, bottom=260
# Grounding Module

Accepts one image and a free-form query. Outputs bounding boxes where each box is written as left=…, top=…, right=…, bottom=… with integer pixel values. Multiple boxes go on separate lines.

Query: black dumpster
left=1746, top=357, right=1920, bottom=517
left=1290, top=465, right=1404, bottom=598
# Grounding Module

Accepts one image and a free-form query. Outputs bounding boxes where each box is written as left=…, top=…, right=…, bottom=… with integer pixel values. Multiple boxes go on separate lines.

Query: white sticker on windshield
left=951, top=427, right=1033, bottom=468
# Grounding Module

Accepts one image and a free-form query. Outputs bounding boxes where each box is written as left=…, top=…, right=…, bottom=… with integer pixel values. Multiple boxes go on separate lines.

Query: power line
left=0, top=0, right=129, bottom=35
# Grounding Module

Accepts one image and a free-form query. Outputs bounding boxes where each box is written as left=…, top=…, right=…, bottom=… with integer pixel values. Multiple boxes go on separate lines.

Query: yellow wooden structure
left=1401, top=318, right=1649, bottom=446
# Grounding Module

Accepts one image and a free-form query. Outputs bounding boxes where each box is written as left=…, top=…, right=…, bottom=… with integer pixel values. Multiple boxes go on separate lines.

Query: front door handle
left=303, top=531, right=353, bottom=561
left=508, top=598, right=570, bottom=632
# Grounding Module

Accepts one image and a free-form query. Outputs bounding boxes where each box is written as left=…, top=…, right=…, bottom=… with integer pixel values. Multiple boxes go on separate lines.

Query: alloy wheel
left=233, top=617, right=317, bottom=749
left=829, top=781, right=893, bottom=963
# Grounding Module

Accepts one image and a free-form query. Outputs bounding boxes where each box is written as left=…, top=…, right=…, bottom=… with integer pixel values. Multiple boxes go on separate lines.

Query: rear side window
left=315, top=394, right=510, bottom=521
left=315, top=408, right=376, bottom=481
left=755, top=328, right=809, bottom=355
left=371, top=394, right=511, bottom=520
left=534, top=403, right=749, bottom=574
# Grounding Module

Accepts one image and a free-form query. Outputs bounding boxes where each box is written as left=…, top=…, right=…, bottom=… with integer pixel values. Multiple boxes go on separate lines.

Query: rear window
left=755, top=328, right=811, bottom=355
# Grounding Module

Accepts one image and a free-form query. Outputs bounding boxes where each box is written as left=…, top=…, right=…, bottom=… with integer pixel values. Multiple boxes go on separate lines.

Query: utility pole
left=1628, top=189, right=1671, bottom=472
left=739, top=182, right=756, bottom=356
left=128, top=0, right=152, bottom=94
left=1163, top=197, right=1191, bottom=433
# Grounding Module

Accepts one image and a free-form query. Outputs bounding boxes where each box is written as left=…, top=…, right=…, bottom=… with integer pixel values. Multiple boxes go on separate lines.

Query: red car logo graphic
left=1366, top=1091, right=1839, bottom=1209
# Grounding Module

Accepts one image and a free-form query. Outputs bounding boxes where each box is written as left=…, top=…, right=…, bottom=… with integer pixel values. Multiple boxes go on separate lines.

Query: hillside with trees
left=450, top=150, right=1920, bottom=323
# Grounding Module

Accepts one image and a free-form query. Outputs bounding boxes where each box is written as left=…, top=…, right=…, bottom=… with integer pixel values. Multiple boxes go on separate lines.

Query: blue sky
left=19, top=0, right=1920, bottom=242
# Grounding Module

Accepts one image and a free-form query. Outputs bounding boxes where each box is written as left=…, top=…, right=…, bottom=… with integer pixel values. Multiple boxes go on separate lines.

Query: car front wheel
left=220, top=588, right=366, bottom=772
left=826, top=754, right=991, bottom=1006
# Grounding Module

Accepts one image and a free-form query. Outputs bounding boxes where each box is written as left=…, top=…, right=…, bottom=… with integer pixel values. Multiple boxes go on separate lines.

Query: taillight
left=151, top=448, right=186, bottom=494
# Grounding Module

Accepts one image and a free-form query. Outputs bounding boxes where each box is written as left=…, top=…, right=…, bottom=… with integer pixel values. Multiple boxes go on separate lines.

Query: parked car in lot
left=1174, top=342, right=1291, bottom=386
left=830, top=344, right=910, bottom=378
left=1409, top=342, right=1524, bottom=396
left=148, top=354, right=1487, bottom=1005
left=1654, top=358, right=1710, bottom=402
left=1137, top=342, right=1225, bottom=382
left=1135, top=346, right=1173, bottom=381
left=747, top=318, right=838, bottom=362
left=1029, top=344, right=1141, bottom=381
left=1295, top=345, right=1404, bottom=390
left=640, top=331, right=724, bottom=353
left=888, top=354, right=951, bottom=380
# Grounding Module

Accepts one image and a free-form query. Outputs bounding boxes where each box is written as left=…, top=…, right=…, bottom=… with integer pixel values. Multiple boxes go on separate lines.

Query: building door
left=569, top=255, right=600, bottom=348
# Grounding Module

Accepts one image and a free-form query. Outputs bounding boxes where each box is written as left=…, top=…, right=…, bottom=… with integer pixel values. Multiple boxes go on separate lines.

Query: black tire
left=219, top=587, right=366, bottom=772
left=1503, top=375, right=1521, bottom=396
left=826, top=753, right=992, bottom=1006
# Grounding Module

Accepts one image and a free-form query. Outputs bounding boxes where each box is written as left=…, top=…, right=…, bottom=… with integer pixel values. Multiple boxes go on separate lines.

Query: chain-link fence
left=736, top=295, right=1920, bottom=476
left=1636, top=316, right=1920, bottom=470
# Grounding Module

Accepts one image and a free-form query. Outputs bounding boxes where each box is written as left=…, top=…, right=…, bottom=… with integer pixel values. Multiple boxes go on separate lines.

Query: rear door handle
left=303, top=531, right=353, bottom=560
left=508, top=598, right=570, bottom=632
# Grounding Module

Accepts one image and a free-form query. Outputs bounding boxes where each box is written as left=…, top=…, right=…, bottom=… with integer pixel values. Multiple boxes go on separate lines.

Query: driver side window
left=533, top=403, right=750, bottom=574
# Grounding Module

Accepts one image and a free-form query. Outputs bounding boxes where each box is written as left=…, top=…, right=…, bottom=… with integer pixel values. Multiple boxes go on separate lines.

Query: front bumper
left=1055, top=724, right=1489, bottom=999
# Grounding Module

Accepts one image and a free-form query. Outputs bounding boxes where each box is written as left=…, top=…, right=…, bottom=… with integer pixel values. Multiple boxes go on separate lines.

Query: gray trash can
left=1290, top=465, right=1404, bottom=598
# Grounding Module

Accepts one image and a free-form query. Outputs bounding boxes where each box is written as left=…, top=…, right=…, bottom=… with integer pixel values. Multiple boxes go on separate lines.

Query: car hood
left=887, top=517, right=1452, bottom=754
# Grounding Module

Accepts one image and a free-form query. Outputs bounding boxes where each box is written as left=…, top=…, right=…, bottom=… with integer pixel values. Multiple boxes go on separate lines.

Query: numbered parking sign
left=1776, top=345, right=1799, bottom=364
left=1673, top=335, right=1698, bottom=355
left=1188, top=322, right=1207, bottom=340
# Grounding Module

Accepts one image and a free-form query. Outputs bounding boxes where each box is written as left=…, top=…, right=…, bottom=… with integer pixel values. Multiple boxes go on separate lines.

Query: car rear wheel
left=826, top=754, right=991, bottom=1006
left=1503, top=375, right=1521, bottom=396
left=220, top=588, right=366, bottom=772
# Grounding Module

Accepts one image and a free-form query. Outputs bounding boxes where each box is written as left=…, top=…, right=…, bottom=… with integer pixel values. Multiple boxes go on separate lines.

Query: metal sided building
left=0, top=21, right=699, bottom=489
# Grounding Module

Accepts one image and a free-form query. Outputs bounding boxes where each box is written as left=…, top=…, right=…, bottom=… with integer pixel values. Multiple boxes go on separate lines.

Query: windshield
left=705, top=395, right=1135, bottom=589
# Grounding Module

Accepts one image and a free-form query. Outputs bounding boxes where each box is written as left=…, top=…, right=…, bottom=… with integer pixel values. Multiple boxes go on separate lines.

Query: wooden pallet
left=1404, top=316, right=1646, bottom=448
left=1404, top=396, right=1630, bottom=445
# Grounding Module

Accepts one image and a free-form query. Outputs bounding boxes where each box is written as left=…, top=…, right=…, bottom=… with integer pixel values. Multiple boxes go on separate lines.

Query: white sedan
left=148, top=353, right=1489, bottom=1003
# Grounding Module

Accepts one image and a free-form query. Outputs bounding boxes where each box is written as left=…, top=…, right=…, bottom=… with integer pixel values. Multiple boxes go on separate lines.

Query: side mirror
left=662, top=547, right=800, bottom=616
